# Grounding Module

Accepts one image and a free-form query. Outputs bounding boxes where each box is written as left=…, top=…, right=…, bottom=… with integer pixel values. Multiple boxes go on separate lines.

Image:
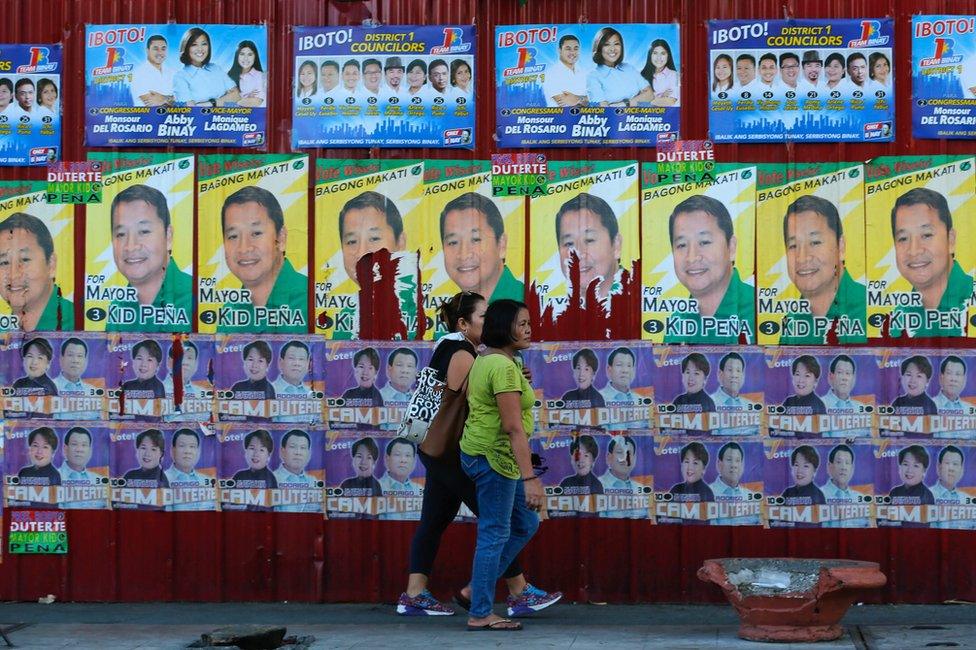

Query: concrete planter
left=698, top=558, right=886, bottom=642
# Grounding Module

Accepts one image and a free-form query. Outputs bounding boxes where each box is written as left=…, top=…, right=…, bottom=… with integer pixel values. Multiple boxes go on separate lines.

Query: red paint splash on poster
left=355, top=249, right=426, bottom=340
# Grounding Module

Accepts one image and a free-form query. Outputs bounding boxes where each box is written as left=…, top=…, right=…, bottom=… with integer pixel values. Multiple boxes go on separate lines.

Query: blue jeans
left=460, top=451, right=540, bottom=618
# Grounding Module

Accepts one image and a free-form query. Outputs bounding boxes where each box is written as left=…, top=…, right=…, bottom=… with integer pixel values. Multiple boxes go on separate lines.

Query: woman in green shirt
left=459, top=299, right=545, bottom=631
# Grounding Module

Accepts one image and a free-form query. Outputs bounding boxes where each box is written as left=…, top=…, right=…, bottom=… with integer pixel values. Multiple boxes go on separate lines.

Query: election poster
left=0, top=180, right=75, bottom=332
left=755, top=163, right=867, bottom=345
left=110, top=423, right=171, bottom=511
left=163, top=335, right=214, bottom=424
left=163, top=425, right=217, bottom=511
left=653, top=437, right=762, bottom=526
left=529, top=160, right=639, bottom=337
left=314, top=159, right=424, bottom=339
left=8, top=511, right=68, bottom=554
left=2, top=332, right=106, bottom=420
left=5, top=422, right=110, bottom=510
left=533, top=431, right=652, bottom=519
left=912, top=16, right=976, bottom=139
left=421, top=160, right=526, bottom=338
left=640, top=163, right=756, bottom=344
left=293, top=26, right=475, bottom=148
left=495, top=24, right=680, bottom=147
left=219, top=423, right=323, bottom=514
left=325, top=429, right=424, bottom=520
left=876, top=349, right=976, bottom=439
left=865, top=155, right=976, bottom=339
left=526, top=342, right=652, bottom=433
left=106, top=333, right=171, bottom=421
left=707, top=19, right=894, bottom=142
left=325, top=341, right=432, bottom=431
left=765, top=348, right=875, bottom=439
left=85, top=24, right=267, bottom=147
left=764, top=438, right=874, bottom=528
left=215, top=334, right=324, bottom=424
left=84, top=153, right=194, bottom=333
left=653, top=346, right=763, bottom=437
left=0, top=44, right=61, bottom=166
left=197, top=154, right=309, bottom=334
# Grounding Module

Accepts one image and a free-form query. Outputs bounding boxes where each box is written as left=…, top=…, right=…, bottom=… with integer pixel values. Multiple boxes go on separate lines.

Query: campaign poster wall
left=0, top=180, right=75, bottom=332
left=653, top=437, right=762, bottom=526
left=164, top=425, right=217, bottom=511
left=197, top=154, right=309, bottom=334
left=421, top=160, right=526, bottom=338
left=84, top=153, right=194, bottom=332
left=912, top=16, right=976, bottom=139
left=526, top=342, right=652, bottom=433
left=325, top=429, right=424, bottom=520
left=164, top=335, right=214, bottom=423
left=106, top=333, right=171, bottom=421
left=874, top=439, right=976, bottom=529
left=293, top=26, right=475, bottom=148
left=765, top=348, right=875, bottom=439
left=313, top=159, right=424, bottom=339
left=495, top=24, right=680, bottom=147
left=707, top=19, right=894, bottom=142
left=5, top=422, right=110, bottom=510
left=85, top=24, right=268, bottom=147
left=2, top=332, right=106, bottom=420
left=755, top=163, right=867, bottom=345
left=325, top=341, right=433, bottom=431
left=111, top=422, right=171, bottom=511
left=219, top=423, right=323, bottom=514
left=640, top=163, right=756, bottom=344
left=865, top=156, right=976, bottom=339
left=876, top=349, right=976, bottom=439
left=215, top=334, right=324, bottom=424
left=0, top=44, right=61, bottom=165
left=764, top=438, right=874, bottom=528
left=534, top=431, right=652, bottom=519
left=653, top=345, right=764, bottom=437
left=529, top=161, right=639, bottom=327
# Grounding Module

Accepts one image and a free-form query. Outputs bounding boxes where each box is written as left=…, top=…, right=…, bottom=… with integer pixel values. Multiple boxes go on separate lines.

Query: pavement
left=0, top=602, right=972, bottom=648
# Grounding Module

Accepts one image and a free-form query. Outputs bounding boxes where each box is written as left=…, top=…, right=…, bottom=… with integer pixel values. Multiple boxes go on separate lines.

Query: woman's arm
left=445, top=350, right=475, bottom=391
left=496, top=391, right=544, bottom=509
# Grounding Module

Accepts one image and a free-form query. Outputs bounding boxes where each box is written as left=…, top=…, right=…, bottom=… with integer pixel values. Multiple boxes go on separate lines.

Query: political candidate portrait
left=542, top=34, right=588, bottom=108
left=781, top=445, right=826, bottom=505
left=558, top=434, right=604, bottom=497
left=338, top=191, right=406, bottom=287
left=673, top=352, right=716, bottom=413
left=560, top=348, right=606, bottom=408
left=781, top=355, right=827, bottom=415
left=555, top=193, right=622, bottom=302
left=892, top=355, right=938, bottom=416
left=666, top=194, right=753, bottom=344
left=131, top=34, right=175, bottom=107
left=231, top=340, right=276, bottom=400
left=889, top=444, right=935, bottom=508
left=120, top=339, right=166, bottom=399
left=274, top=429, right=320, bottom=513
left=0, top=212, right=74, bottom=331
left=53, top=337, right=100, bottom=420
left=709, top=441, right=760, bottom=525
left=122, top=428, right=170, bottom=489
left=339, top=436, right=383, bottom=497
left=669, top=441, right=714, bottom=503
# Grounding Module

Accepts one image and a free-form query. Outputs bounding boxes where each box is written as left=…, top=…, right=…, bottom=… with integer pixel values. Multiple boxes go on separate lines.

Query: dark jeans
left=408, top=450, right=523, bottom=580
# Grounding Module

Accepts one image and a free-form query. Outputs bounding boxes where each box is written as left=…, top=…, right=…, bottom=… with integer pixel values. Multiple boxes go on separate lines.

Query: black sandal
left=467, top=618, right=522, bottom=631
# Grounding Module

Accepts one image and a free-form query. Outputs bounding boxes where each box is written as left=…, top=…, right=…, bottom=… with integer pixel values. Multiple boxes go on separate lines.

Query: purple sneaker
left=396, top=590, right=455, bottom=616
left=506, top=583, right=563, bottom=617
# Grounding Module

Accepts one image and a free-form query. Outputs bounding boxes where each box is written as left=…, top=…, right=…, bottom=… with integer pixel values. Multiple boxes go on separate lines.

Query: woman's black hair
left=481, top=299, right=528, bottom=349
left=228, top=40, right=264, bottom=89
left=438, top=291, right=485, bottom=333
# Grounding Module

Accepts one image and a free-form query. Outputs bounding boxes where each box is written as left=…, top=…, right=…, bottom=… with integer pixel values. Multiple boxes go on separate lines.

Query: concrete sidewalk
left=0, top=602, right=971, bottom=648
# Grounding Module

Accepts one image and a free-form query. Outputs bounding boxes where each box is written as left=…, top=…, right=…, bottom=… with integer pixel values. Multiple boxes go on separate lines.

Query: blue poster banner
left=0, top=44, right=61, bottom=166
left=494, top=24, right=680, bottom=147
left=707, top=19, right=894, bottom=142
left=912, top=16, right=976, bottom=139
left=292, top=25, right=475, bottom=148
left=84, top=24, right=268, bottom=147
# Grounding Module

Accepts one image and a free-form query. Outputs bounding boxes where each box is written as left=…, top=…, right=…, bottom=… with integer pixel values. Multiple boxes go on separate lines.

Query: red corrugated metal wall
left=0, top=0, right=974, bottom=604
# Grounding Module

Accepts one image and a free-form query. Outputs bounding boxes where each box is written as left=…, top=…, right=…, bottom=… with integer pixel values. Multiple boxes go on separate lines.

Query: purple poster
left=653, top=437, right=763, bottom=526
left=325, top=342, right=433, bottom=431
left=164, top=425, right=218, bottom=511
left=877, top=349, right=976, bottom=439
left=111, top=423, right=171, bottom=511
left=533, top=431, right=652, bottom=519
left=875, top=440, right=976, bottom=529
left=325, top=430, right=425, bottom=520
left=653, top=346, right=763, bottom=437
left=526, top=342, right=653, bottom=433
left=764, top=439, right=874, bottom=529
left=216, top=335, right=325, bottom=424
left=107, top=333, right=173, bottom=421
left=5, top=422, right=110, bottom=510
left=219, top=423, right=324, bottom=514
left=765, top=348, right=876, bottom=438
left=164, top=335, right=215, bottom=424
left=2, top=332, right=106, bottom=420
